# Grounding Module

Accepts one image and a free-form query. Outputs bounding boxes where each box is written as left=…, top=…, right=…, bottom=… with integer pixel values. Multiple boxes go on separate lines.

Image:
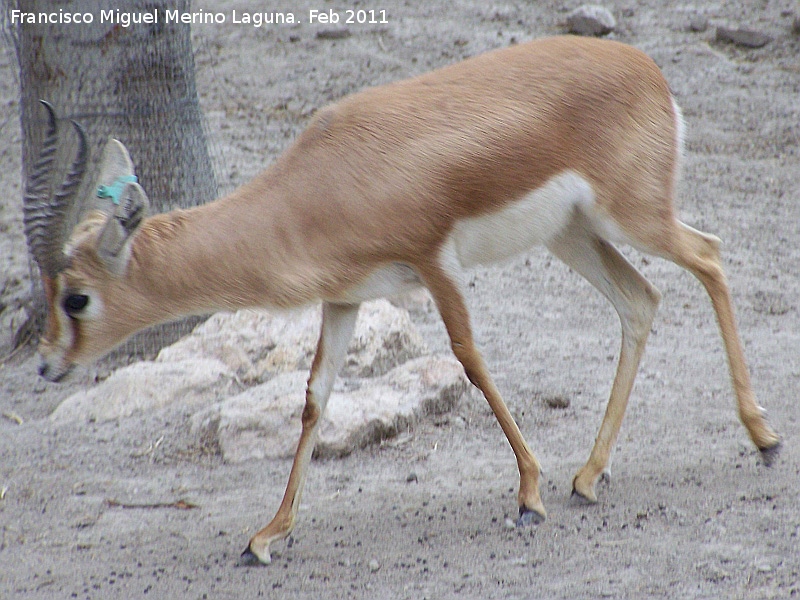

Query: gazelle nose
left=38, top=360, right=70, bottom=382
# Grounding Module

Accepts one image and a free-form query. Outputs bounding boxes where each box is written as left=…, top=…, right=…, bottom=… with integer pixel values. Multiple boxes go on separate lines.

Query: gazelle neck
left=124, top=189, right=309, bottom=321
left=121, top=163, right=382, bottom=325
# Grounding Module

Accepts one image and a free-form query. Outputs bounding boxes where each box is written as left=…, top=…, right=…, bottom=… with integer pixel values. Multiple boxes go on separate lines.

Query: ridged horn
left=51, top=119, right=89, bottom=229
left=22, top=100, right=59, bottom=274
left=22, top=101, right=90, bottom=277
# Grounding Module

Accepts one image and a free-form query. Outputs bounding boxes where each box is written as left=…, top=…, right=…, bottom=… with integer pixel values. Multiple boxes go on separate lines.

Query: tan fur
left=59, top=36, right=677, bottom=341
left=37, top=36, right=780, bottom=564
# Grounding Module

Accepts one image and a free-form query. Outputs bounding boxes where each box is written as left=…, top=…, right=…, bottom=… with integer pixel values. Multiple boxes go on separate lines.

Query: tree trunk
left=9, top=0, right=216, bottom=362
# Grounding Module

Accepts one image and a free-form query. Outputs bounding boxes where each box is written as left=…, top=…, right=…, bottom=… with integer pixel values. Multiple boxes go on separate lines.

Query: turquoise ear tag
left=97, top=175, right=138, bottom=205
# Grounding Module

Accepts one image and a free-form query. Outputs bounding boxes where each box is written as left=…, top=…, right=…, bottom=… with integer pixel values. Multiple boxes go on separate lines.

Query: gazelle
left=24, top=36, right=780, bottom=565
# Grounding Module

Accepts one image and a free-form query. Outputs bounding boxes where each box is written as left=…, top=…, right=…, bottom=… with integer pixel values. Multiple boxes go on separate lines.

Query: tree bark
left=9, top=0, right=216, bottom=360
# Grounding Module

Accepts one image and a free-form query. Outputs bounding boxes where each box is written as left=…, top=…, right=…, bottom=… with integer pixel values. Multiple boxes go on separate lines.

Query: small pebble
left=504, top=518, right=517, bottom=530
left=566, top=5, right=616, bottom=37
left=368, top=559, right=381, bottom=572
left=716, top=26, right=772, bottom=48
left=689, top=15, right=709, bottom=32
left=544, top=395, right=570, bottom=409
left=316, top=28, right=351, bottom=40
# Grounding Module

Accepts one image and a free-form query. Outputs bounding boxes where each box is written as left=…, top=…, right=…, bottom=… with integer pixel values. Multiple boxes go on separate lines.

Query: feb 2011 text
left=10, top=8, right=390, bottom=28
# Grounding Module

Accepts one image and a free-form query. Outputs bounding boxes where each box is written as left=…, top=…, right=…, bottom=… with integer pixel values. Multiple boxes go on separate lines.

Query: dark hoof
left=759, top=440, right=782, bottom=467
left=236, top=546, right=266, bottom=567
left=516, top=506, right=546, bottom=528
left=569, top=487, right=597, bottom=506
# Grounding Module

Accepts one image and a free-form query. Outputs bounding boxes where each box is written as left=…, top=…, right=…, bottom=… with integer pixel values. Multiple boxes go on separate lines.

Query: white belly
left=331, top=262, right=422, bottom=304
left=333, top=171, right=608, bottom=304
left=450, top=170, right=595, bottom=268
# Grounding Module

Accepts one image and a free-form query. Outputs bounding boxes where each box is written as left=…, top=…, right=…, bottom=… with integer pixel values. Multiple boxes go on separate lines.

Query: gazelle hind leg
left=668, top=222, right=781, bottom=459
left=418, top=259, right=546, bottom=525
left=242, top=302, right=360, bottom=565
left=547, top=213, right=661, bottom=503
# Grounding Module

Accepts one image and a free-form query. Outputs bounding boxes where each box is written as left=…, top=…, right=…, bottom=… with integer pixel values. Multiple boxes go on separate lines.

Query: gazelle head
left=23, top=101, right=151, bottom=381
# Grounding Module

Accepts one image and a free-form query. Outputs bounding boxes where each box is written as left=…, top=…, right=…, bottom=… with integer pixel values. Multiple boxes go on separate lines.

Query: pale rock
left=50, top=298, right=453, bottom=458
left=191, top=356, right=468, bottom=461
left=345, top=300, right=429, bottom=378
left=157, top=308, right=319, bottom=382
left=389, top=288, right=436, bottom=314
left=157, top=299, right=428, bottom=382
left=50, top=359, right=237, bottom=423
left=192, top=371, right=309, bottom=461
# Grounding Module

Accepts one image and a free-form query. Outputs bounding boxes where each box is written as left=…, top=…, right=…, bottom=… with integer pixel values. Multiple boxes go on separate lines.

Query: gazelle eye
left=63, top=294, right=89, bottom=315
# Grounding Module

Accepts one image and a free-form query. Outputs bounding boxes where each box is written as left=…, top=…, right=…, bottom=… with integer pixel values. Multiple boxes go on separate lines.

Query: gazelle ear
left=96, top=182, right=150, bottom=275
left=97, top=139, right=135, bottom=187
left=90, top=139, right=139, bottom=215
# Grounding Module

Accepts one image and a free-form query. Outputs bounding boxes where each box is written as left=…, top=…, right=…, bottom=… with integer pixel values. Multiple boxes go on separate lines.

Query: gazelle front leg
left=241, top=302, right=360, bottom=565
left=418, top=261, right=547, bottom=525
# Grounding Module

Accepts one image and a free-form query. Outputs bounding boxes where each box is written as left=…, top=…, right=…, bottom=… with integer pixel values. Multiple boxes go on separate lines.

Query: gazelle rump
left=24, top=36, right=780, bottom=565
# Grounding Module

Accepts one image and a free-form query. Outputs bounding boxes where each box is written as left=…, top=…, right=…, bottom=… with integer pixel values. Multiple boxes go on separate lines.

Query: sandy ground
left=1, top=1, right=799, bottom=598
